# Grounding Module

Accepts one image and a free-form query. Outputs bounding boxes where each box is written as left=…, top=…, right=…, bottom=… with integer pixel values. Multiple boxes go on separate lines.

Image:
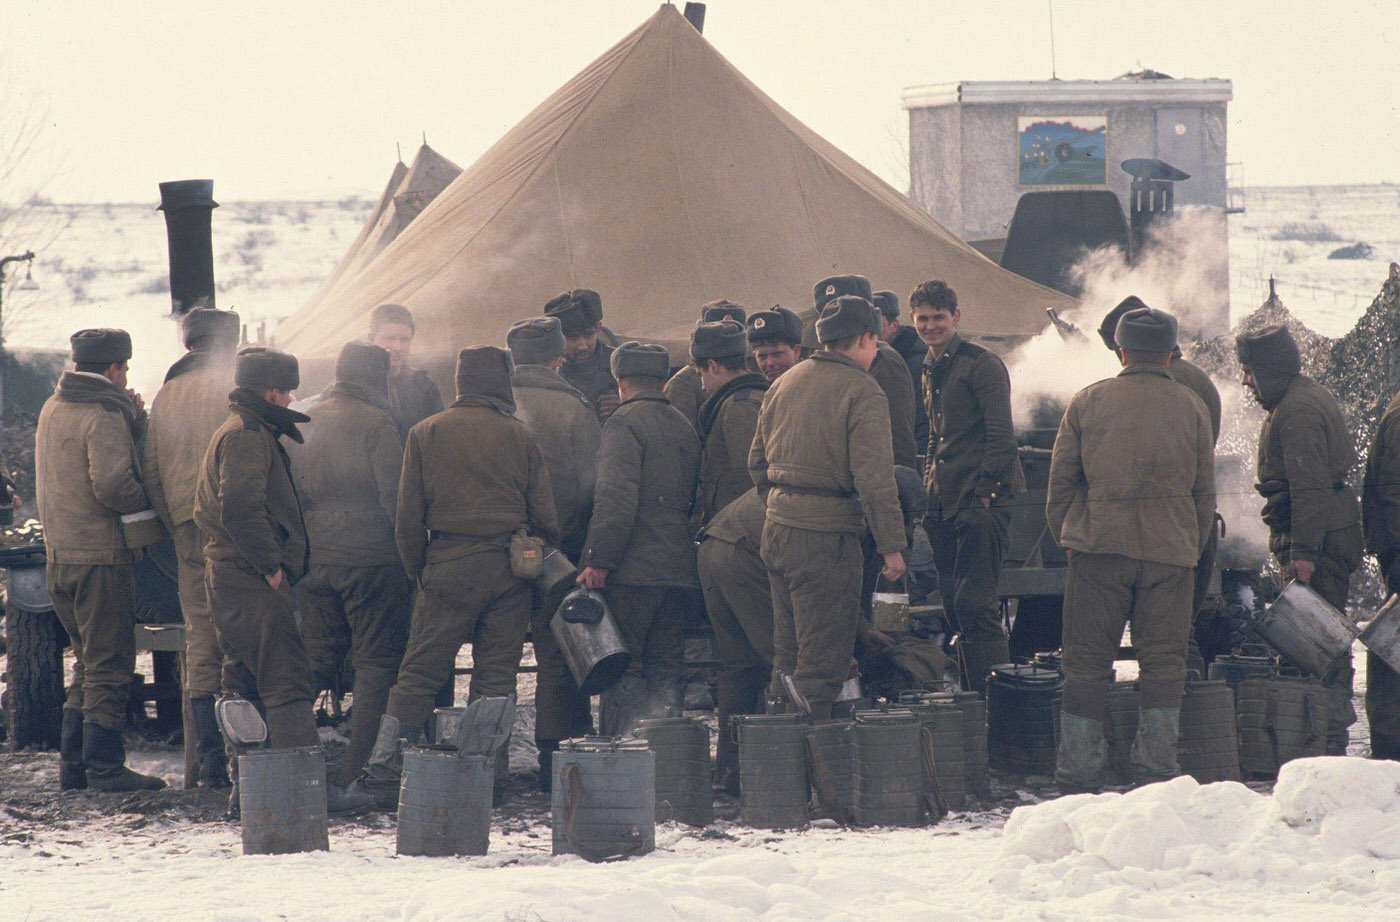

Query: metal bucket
left=396, top=749, right=493, bottom=857
left=736, top=713, right=809, bottom=829
left=1178, top=679, right=1241, bottom=784
left=852, top=710, right=923, bottom=827
left=551, top=737, right=655, bottom=861
left=238, top=747, right=329, bottom=855
left=871, top=577, right=911, bottom=633
left=1236, top=675, right=1327, bottom=779
left=1359, top=594, right=1400, bottom=673
left=806, top=720, right=855, bottom=819
left=636, top=717, right=712, bottom=827
left=1253, top=581, right=1358, bottom=677
left=986, top=663, right=1063, bottom=775
left=550, top=588, right=632, bottom=695
left=534, top=545, right=580, bottom=615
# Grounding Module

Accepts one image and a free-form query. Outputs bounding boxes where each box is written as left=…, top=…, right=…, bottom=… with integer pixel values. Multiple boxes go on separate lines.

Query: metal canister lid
left=854, top=708, right=918, bottom=725
left=560, top=735, right=651, bottom=753
left=734, top=713, right=806, bottom=727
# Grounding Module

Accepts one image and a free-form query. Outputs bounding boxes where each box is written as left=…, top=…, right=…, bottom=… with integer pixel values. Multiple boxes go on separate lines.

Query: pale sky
left=8, top=0, right=1398, bottom=203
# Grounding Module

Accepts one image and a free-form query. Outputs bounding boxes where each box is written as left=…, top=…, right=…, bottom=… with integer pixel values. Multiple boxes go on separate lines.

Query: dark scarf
left=323, top=381, right=390, bottom=412
left=697, top=372, right=768, bottom=438
left=56, top=371, right=145, bottom=441
left=163, top=347, right=235, bottom=384
left=229, top=386, right=311, bottom=444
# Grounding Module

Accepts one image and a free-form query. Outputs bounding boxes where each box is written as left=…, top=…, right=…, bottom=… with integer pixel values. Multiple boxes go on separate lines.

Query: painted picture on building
left=1018, top=116, right=1107, bottom=185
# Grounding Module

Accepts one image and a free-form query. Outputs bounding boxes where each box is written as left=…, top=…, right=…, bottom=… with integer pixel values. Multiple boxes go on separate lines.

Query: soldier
left=194, top=347, right=372, bottom=813
left=696, top=487, right=772, bottom=793
left=289, top=341, right=410, bottom=786
left=807, top=276, right=919, bottom=469
left=362, top=346, right=558, bottom=804
left=143, top=307, right=240, bottom=788
left=746, top=306, right=804, bottom=382
left=546, top=289, right=618, bottom=421
left=874, top=289, right=930, bottom=453
left=912, top=279, right=1024, bottom=693
left=666, top=300, right=748, bottom=431
left=691, top=319, right=769, bottom=526
left=749, top=296, right=907, bottom=719
left=1238, top=324, right=1363, bottom=755
left=36, top=329, right=165, bottom=792
left=507, top=317, right=601, bottom=786
left=367, top=303, right=445, bottom=439
left=1362, top=387, right=1400, bottom=762
left=1048, top=308, right=1215, bottom=790
left=577, top=342, right=700, bottom=736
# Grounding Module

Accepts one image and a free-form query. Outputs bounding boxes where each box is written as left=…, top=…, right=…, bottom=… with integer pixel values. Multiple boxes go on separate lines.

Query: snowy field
left=3, top=185, right=1400, bottom=920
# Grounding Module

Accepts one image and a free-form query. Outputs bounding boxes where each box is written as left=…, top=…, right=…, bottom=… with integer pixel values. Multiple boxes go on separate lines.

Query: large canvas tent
left=279, top=5, right=1072, bottom=368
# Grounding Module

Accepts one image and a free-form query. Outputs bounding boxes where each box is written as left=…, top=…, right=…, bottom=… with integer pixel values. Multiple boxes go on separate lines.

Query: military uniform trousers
left=48, top=562, right=137, bottom=731
left=1278, top=525, right=1362, bottom=755
left=925, top=503, right=1010, bottom=643
left=598, top=584, right=687, bottom=737
left=529, top=598, right=592, bottom=743
left=386, top=547, right=531, bottom=732
left=761, top=520, right=864, bottom=719
left=297, top=564, right=412, bottom=689
left=1060, top=552, right=1193, bottom=718
left=205, top=561, right=317, bottom=709
left=173, top=521, right=222, bottom=698
left=698, top=537, right=774, bottom=772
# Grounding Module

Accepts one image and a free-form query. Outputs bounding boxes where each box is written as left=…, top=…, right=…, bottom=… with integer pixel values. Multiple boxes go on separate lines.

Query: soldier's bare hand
left=1289, top=559, right=1315, bottom=584
left=576, top=566, right=609, bottom=589
left=265, top=569, right=284, bottom=590
left=880, top=552, right=907, bottom=582
left=126, top=388, right=145, bottom=412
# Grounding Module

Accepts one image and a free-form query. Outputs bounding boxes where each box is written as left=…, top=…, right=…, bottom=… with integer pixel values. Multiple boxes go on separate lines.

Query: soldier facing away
left=691, top=319, right=769, bottom=527
left=1362, top=387, right=1400, bottom=762
left=367, top=303, right=445, bottom=439
left=289, top=341, right=411, bottom=786
left=665, top=299, right=749, bottom=432
left=547, top=288, right=618, bottom=421
left=577, top=341, right=701, bottom=737
left=1238, top=324, right=1363, bottom=754
left=362, top=346, right=558, bottom=806
left=1048, top=308, right=1215, bottom=791
left=507, top=316, right=601, bottom=787
left=36, top=329, right=165, bottom=792
left=193, top=347, right=373, bottom=813
left=913, top=279, right=1024, bottom=694
left=143, top=307, right=240, bottom=789
left=749, top=295, right=907, bottom=719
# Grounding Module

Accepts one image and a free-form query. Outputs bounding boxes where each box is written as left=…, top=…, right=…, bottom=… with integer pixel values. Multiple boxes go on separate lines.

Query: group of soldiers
left=29, top=270, right=1400, bottom=812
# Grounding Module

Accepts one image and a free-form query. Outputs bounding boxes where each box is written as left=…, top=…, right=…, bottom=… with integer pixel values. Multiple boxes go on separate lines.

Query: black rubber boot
left=343, top=667, right=395, bottom=786
left=59, top=709, right=87, bottom=791
left=360, top=714, right=422, bottom=811
left=190, top=696, right=231, bottom=789
left=83, top=723, right=167, bottom=792
left=537, top=739, right=559, bottom=794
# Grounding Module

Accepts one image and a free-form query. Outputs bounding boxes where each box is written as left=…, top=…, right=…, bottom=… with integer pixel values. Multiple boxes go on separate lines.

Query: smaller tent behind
left=300, top=158, right=408, bottom=314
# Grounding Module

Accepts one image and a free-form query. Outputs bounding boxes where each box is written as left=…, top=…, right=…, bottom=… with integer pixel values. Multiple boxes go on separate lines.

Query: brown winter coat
left=193, top=394, right=310, bottom=580
left=512, top=364, right=602, bottom=553
left=395, top=396, right=559, bottom=578
left=387, top=366, right=445, bottom=439
left=694, top=372, right=767, bottom=526
left=289, top=383, right=404, bottom=567
left=664, top=364, right=705, bottom=432
left=143, top=355, right=236, bottom=529
left=1047, top=364, right=1215, bottom=568
left=1258, top=374, right=1361, bottom=564
left=1169, top=355, right=1222, bottom=443
left=748, top=350, right=906, bottom=555
left=870, top=340, right=919, bottom=469
left=922, top=334, right=1024, bottom=514
left=35, top=372, right=150, bottom=565
left=582, top=393, right=700, bottom=587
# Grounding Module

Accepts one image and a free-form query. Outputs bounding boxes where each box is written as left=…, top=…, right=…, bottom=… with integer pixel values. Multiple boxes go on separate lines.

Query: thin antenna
left=422, top=131, right=427, bottom=146
left=1048, top=0, right=1059, bottom=80
left=396, top=141, right=402, bottom=163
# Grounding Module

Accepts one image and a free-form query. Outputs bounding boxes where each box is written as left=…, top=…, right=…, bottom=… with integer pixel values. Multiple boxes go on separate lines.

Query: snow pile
left=995, top=757, right=1400, bottom=913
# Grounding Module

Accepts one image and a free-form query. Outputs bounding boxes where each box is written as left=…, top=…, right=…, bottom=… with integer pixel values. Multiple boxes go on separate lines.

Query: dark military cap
left=813, top=274, right=873, bottom=311
left=700, top=299, right=747, bottom=324
left=690, top=320, right=748, bottom=363
left=746, top=306, right=803, bottom=347
left=544, top=289, right=603, bottom=337
left=610, top=341, right=671, bottom=380
left=815, top=295, right=881, bottom=344
left=1236, top=324, right=1301, bottom=375
left=235, top=346, right=300, bottom=391
left=181, top=308, right=240, bottom=351
left=506, top=316, right=566, bottom=366
left=334, top=341, right=390, bottom=393
left=70, top=328, right=133, bottom=366
left=456, top=345, right=515, bottom=400
left=1115, top=307, right=1178, bottom=354
left=369, top=302, right=415, bottom=332
left=1097, top=295, right=1150, bottom=351
left=872, top=290, right=900, bottom=321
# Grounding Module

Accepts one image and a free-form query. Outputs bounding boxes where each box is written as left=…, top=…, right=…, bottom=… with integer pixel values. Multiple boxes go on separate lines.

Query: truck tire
left=3, top=603, right=66, bottom=751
